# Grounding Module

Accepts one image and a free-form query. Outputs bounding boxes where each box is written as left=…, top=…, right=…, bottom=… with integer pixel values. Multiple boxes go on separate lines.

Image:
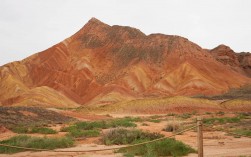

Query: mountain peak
left=88, top=17, right=103, bottom=23
left=86, top=17, right=109, bottom=27
left=212, top=44, right=233, bottom=52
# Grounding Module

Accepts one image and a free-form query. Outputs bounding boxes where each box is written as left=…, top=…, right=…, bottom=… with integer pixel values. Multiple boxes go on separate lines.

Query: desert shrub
left=118, top=138, right=196, bottom=157
left=102, top=128, right=163, bottom=145
left=0, top=135, right=74, bottom=154
left=163, top=121, right=181, bottom=132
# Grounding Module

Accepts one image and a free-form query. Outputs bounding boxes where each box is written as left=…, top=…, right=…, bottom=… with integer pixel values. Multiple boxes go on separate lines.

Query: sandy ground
left=1, top=114, right=251, bottom=157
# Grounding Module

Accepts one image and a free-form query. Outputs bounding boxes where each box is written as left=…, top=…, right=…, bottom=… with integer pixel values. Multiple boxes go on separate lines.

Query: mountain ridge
left=0, top=18, right=250, bottom=107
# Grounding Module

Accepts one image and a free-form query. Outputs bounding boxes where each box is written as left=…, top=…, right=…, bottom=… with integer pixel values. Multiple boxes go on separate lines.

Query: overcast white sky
left=0, top=0, right=251, bottom=66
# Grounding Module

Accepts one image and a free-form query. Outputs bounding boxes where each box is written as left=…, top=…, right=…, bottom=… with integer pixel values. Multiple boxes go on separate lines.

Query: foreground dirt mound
left=0, top=18, right=250, bottom=107
left=0, top=107, right=75, bottom=129
left=81, top=96, right=251, bottom=114
left=81, top=96, right=219, bottom=114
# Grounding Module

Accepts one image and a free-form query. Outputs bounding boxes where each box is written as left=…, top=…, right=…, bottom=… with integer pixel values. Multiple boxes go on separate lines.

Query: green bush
left=118, top=138, right=196, bottom=157
left=102, top=128, right=163, bottom=145
left=0, top=135, right=74, bottom=154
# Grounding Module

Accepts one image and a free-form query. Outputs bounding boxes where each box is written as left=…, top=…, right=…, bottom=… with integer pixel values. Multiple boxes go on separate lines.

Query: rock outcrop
left=210, top=44, right=251, bottom=77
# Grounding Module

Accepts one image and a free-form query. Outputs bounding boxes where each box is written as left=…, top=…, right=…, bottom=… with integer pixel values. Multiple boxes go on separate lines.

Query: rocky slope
left=0, top=18, right=250, bottom=107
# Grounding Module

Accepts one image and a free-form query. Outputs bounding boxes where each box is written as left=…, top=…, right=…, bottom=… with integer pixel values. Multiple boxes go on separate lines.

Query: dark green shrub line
left=61, top=118, right=137, bottom=132
left=0, top=135, right=74, bottom=154
left=202, top=117, right=241, bottom=124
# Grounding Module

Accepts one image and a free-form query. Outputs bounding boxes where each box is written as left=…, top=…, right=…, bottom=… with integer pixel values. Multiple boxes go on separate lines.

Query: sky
left=0, top=0, right=251, bottom=66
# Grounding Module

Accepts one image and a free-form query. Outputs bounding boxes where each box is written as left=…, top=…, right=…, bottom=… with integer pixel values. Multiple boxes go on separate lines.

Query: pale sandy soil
left=1, top=114, right=251, bottom=157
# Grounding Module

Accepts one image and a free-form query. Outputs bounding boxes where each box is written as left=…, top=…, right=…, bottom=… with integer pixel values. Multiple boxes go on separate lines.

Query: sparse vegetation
left=0, top=135, right=74, bottom=154
left=64, top=118, right=137, bottom=131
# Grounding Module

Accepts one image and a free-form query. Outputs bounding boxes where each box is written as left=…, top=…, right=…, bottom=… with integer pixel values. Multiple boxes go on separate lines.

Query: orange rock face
left=0, top=18, right=250, bottom=107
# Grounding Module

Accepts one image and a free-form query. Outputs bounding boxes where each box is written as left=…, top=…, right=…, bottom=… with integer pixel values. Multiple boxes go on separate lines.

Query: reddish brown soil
left=49, top=108, right=111, bottom=121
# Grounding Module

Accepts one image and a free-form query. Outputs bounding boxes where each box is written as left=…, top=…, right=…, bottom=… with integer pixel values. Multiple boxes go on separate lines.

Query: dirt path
left=0, top=144, right=124, bottom=157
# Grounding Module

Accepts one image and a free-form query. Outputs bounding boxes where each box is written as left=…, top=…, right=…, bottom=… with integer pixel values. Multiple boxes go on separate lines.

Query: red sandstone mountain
left=0, top=18, right=250, bottom=107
